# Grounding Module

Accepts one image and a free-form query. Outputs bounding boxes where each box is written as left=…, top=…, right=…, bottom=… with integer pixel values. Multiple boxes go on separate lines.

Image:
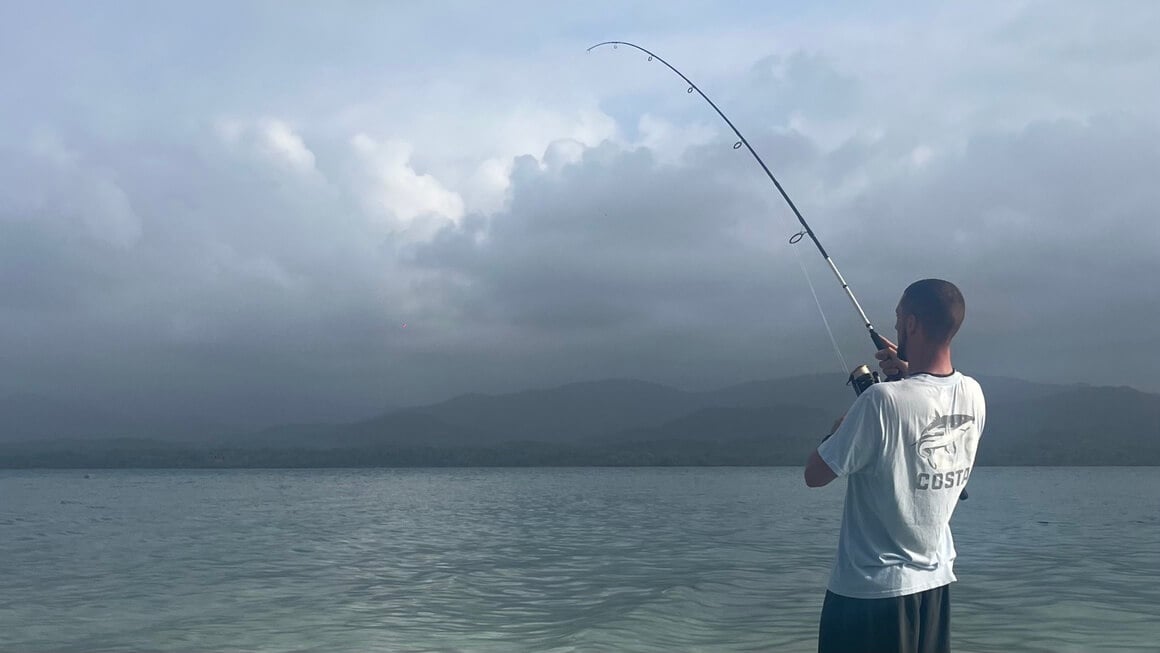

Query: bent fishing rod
left=588, top=40, right=897, bottom=394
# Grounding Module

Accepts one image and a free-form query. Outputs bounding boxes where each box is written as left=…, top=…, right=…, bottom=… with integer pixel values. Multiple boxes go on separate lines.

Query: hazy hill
left=0, top=395, right=143, bottom=442
left=399, top=379, right=705, bottom=442
left=0, top=395, right=243, bottom=443
left=1, top=375, right=1158, bottom=467
left=977, top=385, right=1160, bottom=465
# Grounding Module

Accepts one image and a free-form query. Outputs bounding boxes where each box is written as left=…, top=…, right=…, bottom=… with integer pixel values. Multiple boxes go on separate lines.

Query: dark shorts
left=818, top=584, right=950, bottom=653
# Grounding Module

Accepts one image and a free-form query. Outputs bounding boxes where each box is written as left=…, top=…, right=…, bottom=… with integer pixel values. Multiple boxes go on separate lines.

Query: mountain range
left=1, top=375, right=1157, bottom=467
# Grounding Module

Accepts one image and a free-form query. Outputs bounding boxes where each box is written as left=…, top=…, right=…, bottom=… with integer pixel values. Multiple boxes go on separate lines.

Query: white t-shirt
left=817, top=371, right=985, bottom=599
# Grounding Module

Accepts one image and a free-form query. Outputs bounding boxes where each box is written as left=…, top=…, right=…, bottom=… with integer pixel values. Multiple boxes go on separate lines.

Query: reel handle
left=869, top=330, right=905, bottom=382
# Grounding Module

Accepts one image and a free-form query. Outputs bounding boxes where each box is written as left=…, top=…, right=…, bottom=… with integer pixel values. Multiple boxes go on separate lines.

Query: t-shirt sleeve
left=973, top=380, right=986, bottom=436
left=816, top=389, right=887, bottom=477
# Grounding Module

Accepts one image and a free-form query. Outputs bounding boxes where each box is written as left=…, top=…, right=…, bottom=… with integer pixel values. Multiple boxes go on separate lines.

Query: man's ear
left=906, top=314, right=919, bottom=337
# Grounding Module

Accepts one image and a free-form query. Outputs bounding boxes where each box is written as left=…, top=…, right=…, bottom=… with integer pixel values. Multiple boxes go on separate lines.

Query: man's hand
left=874, top=335, right=908, bottom=379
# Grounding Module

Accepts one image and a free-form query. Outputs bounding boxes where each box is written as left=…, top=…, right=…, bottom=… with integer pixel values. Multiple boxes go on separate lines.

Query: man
left=803, top=279, right=985, bottom=653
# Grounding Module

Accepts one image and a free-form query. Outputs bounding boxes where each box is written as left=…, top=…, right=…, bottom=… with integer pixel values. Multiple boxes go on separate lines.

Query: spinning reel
left=847, top=364, right=882, bottom=397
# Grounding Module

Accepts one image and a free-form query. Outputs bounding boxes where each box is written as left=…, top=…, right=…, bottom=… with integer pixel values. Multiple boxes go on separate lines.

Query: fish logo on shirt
left=916, top=414, right=975, bottom=470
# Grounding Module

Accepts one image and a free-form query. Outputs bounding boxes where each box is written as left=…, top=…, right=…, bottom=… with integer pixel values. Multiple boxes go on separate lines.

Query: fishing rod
left=588, top=40, right=898, bottom=395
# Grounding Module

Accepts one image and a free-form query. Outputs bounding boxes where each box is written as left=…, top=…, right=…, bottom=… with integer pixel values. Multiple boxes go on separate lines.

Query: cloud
left=3, top=131, right=144, bottom=249
left=1, top=0, right=1158, bottom=427
left=351, top=134, right=465, bottom=229
left=259, top=119, right=317, bottom=173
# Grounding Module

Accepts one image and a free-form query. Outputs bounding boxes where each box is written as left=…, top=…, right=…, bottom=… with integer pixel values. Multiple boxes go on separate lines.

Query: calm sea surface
left=1, top=467, right=1157, bottom=652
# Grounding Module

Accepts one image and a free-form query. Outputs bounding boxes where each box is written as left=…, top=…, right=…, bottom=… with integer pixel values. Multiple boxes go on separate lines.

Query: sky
left=1, top=1, right=1158, bottom=426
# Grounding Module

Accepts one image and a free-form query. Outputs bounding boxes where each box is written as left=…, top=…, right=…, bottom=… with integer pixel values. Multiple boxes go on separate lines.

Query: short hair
left=900, top=279, right=965, bottom=344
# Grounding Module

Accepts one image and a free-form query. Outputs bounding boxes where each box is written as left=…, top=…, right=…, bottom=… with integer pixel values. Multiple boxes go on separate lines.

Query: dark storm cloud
left=410, top=146, right=780, bottom=331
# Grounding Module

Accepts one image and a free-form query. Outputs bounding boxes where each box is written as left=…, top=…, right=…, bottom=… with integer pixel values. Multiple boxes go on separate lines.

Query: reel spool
left=847, top=364, right=881, bottom=396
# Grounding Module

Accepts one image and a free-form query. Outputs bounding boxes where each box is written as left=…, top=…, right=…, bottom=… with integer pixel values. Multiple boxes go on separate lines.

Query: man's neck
left=906, top=347, right=955, bottom=377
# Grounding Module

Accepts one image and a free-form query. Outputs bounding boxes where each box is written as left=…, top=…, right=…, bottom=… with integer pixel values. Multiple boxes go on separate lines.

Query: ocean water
left=1, top=467, right=1157, bottom=652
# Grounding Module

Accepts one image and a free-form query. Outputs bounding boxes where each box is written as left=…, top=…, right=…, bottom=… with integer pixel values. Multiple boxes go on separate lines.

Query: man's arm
left=804, top=449, right=838, bottom=487
left=804, top=415, right=843, bottom=488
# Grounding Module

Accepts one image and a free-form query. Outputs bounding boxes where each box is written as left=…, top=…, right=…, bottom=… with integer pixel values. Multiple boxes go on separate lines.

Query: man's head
left=894, top=279, right=966, bottom=360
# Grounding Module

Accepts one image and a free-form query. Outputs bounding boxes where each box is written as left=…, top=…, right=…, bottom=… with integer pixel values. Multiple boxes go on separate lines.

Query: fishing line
left=792, top=243, right=849, bottom=374
left=589, top=40, right=897, bottom=388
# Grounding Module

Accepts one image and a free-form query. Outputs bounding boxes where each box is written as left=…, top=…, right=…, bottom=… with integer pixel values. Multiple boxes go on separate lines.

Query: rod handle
left=869, top=330, right=905, bottom=382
